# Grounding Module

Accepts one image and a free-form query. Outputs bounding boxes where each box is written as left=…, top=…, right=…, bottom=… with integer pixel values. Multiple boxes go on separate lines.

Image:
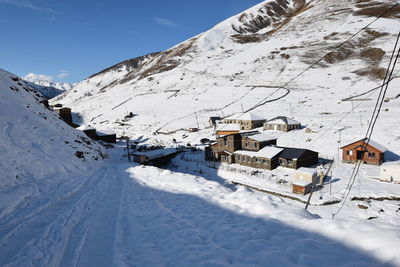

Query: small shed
left=380, top=161, right=400, bottom=183
left=341, top=138, right=386, bottom=165
left=97, top=130, right=117, bottom=143
left=189, top=128, right=199, bottom=132
left=209, top=116, right=221, bottom=127
left=292, top=181, right=313, bottom=195
left=77, top=125, right=98, bottom=140
left=294, top=167, right=317, bottom=183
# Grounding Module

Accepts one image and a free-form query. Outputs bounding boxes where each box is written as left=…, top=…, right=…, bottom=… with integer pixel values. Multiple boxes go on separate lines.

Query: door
left=356, top=150, right=363, bottom=160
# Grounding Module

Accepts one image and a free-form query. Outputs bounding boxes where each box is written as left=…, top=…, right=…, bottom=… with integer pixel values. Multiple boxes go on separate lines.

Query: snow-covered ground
left=2, top=0, right=400, bottom=265
left=1, top=143, right=399, bottom=266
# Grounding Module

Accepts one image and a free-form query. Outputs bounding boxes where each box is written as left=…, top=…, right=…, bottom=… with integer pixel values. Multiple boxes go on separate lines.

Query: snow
left=97, top=130, right=116, bottom=136
left=2, top=0, right=400, bottom=265
left=266, top=116, right=301, bottom=125
left=133, top=148, right=178, bottom=160
left=215, top=123, right=241, bottom=131
left=234, top=146, right=283, bottom=159
left=292, top=180, right=312, bottom=186
left=368, top=139, right=388, bottom=153
left=77, top=125, right=96, bottom=131
left=225, top=112, right=265, bottom=121
left=247, top=132, right=277, bottom=142
left=296, top=167, right=317, bottom=175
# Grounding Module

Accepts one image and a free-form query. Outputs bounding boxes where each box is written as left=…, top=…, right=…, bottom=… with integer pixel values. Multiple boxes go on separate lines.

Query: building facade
left=264, top=116, right=301, bottom=132
left=341, top=138, right=386, bottom=165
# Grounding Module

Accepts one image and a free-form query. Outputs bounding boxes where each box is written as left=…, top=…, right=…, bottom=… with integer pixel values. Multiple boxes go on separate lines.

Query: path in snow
left=0, top=162, right=394, bottom=266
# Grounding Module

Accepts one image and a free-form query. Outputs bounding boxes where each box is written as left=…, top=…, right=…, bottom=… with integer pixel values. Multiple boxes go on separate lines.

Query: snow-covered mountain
left=24, top=73, right=76, bottom=91
left=0, top=68, right=105, bottom=202
left=53, top=0, right=400, bottom=153
left=23, top=74, right=76, bottom=99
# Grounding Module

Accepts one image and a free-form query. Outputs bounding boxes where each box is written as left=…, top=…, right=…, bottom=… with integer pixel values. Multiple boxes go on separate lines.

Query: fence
left=179, top=152, right=292, bottom=187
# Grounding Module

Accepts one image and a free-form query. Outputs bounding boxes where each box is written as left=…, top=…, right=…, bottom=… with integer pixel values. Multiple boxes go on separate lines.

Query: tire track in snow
left=0, top=167, right=111, bottom=266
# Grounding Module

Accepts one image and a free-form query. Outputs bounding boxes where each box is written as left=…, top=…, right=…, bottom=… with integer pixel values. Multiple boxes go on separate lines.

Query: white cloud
left=0, top=0, right=60, bottom=14
left=153, top=17, right=178, bottom=28
left=57, top=70, right=70, bottom=79
left=24, top=72, right=53, bottom=82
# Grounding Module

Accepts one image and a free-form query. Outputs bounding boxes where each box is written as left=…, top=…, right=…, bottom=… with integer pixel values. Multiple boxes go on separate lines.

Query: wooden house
left=341, top=138, right=386, bottom=165
left=222, top=113, right=266, bottom=130
left=234, top=146, right=284, bottom=170
left=264, top=116, right=301, bottom=132
left=97, top=130, right=117, bottom=143
left=294, top=167, right=318, bottom=183
left=215, top=123, right=240, bottom=137
left=278, top=147, right=319, bottom=169
left=292, top=181, right=313, bottom=195
left=77, top=125, right=98, bottom=140
left=380, top=161, right=400, bottom=183
left=241, top=132, right=277, bottom=151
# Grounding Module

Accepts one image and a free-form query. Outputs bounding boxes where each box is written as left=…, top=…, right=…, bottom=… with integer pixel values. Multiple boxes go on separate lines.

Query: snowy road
left=0, top=162, right=397, bottom=266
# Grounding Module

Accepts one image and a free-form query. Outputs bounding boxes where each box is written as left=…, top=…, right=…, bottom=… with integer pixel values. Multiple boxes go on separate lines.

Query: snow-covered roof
left=341, top=138, right=387, bottom=152
left=77, top=125, right=96, bottom=131
left=295, top=167, right=317, bottom=175
left=225, top=113, right=265, bottom=121
left=368, top=139, right=388, bottom=153
left=234, top=146, right=283, bottom=159
left=246, top=133, right=277, bottom=142
left=133, top=148, right=177, bottom=160
left=292, top=180, right=312, bottom=186
left=97, top=130, right=116, bottom=136
left=216, top=123, right=241, bottom=131
left=266, top=116, right=300, bottom=125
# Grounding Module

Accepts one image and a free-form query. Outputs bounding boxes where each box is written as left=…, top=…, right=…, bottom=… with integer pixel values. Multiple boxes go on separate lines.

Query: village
left=50, top=101, right=399, bottom=203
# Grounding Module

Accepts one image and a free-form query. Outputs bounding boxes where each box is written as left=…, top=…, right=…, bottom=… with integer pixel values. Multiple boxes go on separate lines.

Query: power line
left=242, top=2, right=399, bottom=114
left=332, top=28, right=400, bottom=218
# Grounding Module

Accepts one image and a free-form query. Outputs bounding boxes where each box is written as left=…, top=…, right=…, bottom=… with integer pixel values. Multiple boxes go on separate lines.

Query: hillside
left=53, top=0, right=400, bottom=157
left=1, top=0, right=400, bottom=265
left=0, top=69, right=105, bottom=216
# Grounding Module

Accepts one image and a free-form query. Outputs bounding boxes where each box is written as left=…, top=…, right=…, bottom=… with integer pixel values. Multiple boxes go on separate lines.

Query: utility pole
left=126, top=137, right=131, bottom=162
left=195, top=112, right=199, bottom=128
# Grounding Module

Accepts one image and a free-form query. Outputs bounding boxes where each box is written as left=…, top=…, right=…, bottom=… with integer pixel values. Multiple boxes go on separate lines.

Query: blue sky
left=0, top=0, right=263, bottom=83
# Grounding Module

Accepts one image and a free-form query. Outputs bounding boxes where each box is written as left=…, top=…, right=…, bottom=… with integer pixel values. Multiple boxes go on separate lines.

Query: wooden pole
left=126, top=138, right=131, bottom=162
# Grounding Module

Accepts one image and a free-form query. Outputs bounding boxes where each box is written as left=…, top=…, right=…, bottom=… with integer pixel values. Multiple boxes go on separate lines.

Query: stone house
left=234, top=146, right=284, bottom=170
left=264, top=116, right=301, bottom=132
left=223, top=113, right=266, bottom=130
left=241, top=132, right=277, bottom=151
left=278, top=147, right=319, bottom=169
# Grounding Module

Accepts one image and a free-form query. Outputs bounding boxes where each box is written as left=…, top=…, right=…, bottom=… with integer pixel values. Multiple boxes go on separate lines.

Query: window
left=254, top=143, right=257, bottom=148
left=368, top=152, right=376, bottom=158
left=287, top=160, right=292, bottom=165
left=224, top=140, right=227, bottom=146
left=346, top=150, right=353, bottom=156
left=279, top=159, right=284, bottom=164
